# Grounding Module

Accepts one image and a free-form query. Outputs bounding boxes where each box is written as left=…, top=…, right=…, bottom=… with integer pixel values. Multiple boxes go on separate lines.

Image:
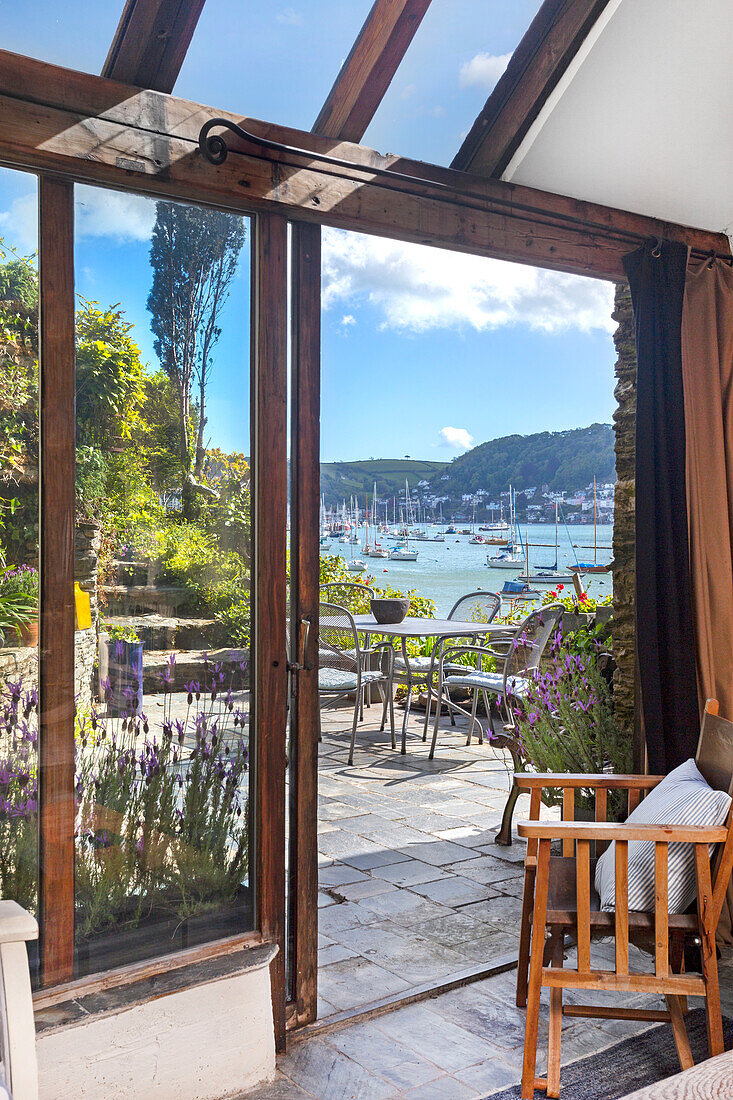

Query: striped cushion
left=595, top=759, right=731, bottom=914
left=318, top=668, right=383, bottom=692
left=443, top=671, right=530, bottom=696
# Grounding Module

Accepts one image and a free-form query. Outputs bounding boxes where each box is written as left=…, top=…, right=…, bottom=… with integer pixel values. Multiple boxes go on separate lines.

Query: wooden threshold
left=287, top=953, right=518, bottom=1040
left=32, top=931, right=264, bottom=1011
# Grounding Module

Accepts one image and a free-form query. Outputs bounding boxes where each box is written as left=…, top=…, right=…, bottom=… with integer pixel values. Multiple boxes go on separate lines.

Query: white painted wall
left=36, top=959, right=276, bottom=1100
left=504, top=0, right=733, bottom=236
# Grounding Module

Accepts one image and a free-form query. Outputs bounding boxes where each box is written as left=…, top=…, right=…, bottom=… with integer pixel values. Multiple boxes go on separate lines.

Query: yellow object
left=74, top=582, right=92, bottom=630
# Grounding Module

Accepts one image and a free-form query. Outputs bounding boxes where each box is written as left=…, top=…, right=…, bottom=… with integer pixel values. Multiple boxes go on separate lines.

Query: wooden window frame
left=31, top=176, right=290, bottom=1038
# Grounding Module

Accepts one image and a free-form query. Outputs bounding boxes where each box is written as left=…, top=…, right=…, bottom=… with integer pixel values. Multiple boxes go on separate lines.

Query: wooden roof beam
left=313, top=0, right=431, bottom=142
left=452, top=0, right=613, bottom=177
left=0, top=50, right=727, bottom=282
left=102, top=0, right=206, bottom=92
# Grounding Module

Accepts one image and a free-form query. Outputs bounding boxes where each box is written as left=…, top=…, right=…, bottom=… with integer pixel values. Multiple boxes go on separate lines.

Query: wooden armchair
left=513, top=699, right=733, bottom=1100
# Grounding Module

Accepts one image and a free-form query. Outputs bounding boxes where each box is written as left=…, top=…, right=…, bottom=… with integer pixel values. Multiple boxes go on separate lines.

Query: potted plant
left=0, top=565, right=39, bottom=647
left=98, top=622, right=144, bottom=716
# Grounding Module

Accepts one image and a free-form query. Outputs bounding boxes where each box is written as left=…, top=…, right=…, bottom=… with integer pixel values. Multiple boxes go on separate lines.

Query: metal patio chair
left=390, top=590, right=502, bottom=755
left=430, top=604, right=563, bottom=761
left=515, top=698, right=733, bottom=1099
left=318, top=601, right=395, bottom=765
left=320, top=582, right=377, bottom=719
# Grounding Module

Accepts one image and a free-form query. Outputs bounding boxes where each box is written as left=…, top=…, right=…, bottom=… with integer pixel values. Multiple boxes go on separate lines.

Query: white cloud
left=340, top=314, right=356, bottom=327
left=0, top=193, right=38, bottom=255
left=459, top=52, right=511, bottom=90
left=401, top=84, right=417, bottom=100
left=277, top=7, right=303, bottom=25
left=75, top=186, right=156, bottom=242
left=439, top=427, right=474, bottom=452
left=321, top=228, right=615, bottom=336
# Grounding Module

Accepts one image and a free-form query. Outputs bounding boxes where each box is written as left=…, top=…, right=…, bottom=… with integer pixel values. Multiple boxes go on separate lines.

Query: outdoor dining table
left=352, top=614, right=515, bottom=752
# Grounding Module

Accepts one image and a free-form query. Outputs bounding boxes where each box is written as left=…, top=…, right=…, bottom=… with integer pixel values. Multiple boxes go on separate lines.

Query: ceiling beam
left=313, top=0, right=431, bottom=142
left=0, top=50, right=726, bottom=282
left=452, top=0, right=612, bottom=177
left=102, top=0, right=206, bottom=92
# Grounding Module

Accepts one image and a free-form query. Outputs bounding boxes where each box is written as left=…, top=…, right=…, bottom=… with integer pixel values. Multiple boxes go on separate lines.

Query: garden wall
left=611, top=280, right=636, bottom=741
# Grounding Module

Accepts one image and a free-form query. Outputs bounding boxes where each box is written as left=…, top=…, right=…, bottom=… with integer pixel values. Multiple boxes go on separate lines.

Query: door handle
left=288, top=616, right=312, bottom=672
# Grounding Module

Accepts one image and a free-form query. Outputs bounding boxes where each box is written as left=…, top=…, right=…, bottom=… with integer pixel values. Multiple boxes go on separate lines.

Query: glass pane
left=73, top=184, right=253, bottom=976
left=0, top=167, right=40, bottom=984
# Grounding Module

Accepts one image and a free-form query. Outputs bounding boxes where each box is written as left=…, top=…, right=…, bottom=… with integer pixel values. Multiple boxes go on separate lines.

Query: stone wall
left=611, top=280, right=636, bottom=739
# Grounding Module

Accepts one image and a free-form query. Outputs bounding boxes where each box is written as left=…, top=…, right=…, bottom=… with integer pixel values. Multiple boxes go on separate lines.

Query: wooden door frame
left=286, top=222, right=322, bottom=1029
left=251, top=211, right=290, bottom=1050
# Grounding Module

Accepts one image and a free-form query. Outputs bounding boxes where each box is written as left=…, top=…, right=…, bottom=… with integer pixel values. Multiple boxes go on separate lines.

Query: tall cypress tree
left=147, top=201, right=245, bottom=511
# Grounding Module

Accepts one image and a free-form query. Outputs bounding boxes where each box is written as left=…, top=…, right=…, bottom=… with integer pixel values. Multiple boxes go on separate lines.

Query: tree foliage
left=146, top=201, right=246, bottom=501
left=428, top=424, right=615, bottom=503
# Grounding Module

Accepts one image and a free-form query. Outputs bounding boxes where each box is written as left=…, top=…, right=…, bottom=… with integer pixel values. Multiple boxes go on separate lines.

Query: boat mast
left=593, top=475, right=598, bottom=565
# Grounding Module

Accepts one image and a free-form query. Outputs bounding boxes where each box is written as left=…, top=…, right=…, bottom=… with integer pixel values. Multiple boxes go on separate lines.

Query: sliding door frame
left=286, top=222, right=322, bottom=1029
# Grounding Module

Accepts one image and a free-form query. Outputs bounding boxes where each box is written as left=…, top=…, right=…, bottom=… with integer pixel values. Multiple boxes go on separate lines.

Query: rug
left=485, top=1009, right=733, bottom=1100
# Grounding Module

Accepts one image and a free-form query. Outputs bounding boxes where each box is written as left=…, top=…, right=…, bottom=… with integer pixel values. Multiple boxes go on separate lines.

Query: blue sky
left=0, top=1, right=617, bottom=463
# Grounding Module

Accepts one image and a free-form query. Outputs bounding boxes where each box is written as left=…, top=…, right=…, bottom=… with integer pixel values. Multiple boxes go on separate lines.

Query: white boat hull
left=389, top=550, right=418, bottom=561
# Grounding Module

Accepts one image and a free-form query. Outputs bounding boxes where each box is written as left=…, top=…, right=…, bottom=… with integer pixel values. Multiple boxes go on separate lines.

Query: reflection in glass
left=73, top=186, right=253, bottom=975
left=0, top=167, right=39, bottom=982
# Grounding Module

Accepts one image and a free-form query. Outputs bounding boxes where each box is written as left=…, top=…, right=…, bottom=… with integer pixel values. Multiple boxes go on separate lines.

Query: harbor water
left=331, top=523, right=613, bottom=617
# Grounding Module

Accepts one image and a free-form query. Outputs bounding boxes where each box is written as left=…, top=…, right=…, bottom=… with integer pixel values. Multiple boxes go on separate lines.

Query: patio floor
left=314, top=701, right=531, bottom=1018
left=246, top=946, right=733, bottom=1099
left=241, top=700, right=733, bottom=1099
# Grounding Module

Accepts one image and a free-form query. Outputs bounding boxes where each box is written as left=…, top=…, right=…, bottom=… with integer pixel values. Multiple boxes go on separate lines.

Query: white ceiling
left=502, top=0, right=733, bottom=238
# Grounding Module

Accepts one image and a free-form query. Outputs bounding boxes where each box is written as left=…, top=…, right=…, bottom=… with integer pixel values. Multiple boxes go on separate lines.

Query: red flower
left=579, top=592, right=588, bottom=603
left=548, top=591, right=557, bottom=599
left=557, top=584, right=564, bottom=591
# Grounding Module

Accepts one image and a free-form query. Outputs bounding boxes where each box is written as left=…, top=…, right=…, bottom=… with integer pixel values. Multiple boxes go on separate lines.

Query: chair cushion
left=318, top=667, right=383, bottom=692
left=595, top=758, right=732, bottom=914
left=443, top=670, right=530, bottom=696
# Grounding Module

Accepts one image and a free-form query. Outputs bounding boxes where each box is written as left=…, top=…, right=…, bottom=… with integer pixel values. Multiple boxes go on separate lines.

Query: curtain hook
left=651, top=237, right=663, bottom=258
left=707, top=250, right=717, bottom=269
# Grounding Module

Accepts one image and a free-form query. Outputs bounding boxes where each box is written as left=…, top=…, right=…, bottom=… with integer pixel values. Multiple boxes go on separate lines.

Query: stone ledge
left=35, top=941, right=277, bottom=1035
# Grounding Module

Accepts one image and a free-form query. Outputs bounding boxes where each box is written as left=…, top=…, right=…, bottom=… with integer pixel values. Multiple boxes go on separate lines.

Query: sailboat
left=487, top=486, right=525, bottom=569
left=569, top=476, right=611, bottom=574
left=483, top=500, right=513, bottom=544
left=519, top=500, right=573, bottom=583
left=367, top=483, right=389, bottom=557
left=389, top=481, right=418, bottom=559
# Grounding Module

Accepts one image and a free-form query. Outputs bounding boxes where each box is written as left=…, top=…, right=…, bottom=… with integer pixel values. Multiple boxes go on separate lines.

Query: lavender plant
left=75, top=652, right=250, bottom=937
left=513, top=630, right=631, bottom=816
left=0, top=678, right=38, bottom=914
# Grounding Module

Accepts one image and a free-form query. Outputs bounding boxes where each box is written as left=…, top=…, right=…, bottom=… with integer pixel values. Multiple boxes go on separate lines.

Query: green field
left=320, top=458, right=447, bottom=507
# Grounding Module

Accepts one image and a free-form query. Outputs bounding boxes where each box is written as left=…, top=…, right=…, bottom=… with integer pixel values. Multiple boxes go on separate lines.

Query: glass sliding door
left=0, top=167, right=40, bottom=984
left=72, top=184, right=254, bottom=975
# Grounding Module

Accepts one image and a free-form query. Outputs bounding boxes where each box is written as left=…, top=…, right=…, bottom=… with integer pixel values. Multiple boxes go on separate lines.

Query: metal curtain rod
left=198, top=119, right=731, bottom=262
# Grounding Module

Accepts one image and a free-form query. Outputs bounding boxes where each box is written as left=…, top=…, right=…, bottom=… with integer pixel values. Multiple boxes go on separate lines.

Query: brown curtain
left=681, top=256, right=733, bottom=943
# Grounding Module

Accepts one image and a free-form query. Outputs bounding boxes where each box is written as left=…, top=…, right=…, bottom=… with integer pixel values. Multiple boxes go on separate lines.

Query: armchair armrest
left=518, top=821, right=728, bottom=844
left=513, top=773, right=665, bottom=791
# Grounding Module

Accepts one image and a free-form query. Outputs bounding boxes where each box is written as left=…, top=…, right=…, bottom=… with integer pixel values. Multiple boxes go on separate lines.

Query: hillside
left=320, top=458, right=447, bottom=507
left=426, top=423, right=615, bottom=505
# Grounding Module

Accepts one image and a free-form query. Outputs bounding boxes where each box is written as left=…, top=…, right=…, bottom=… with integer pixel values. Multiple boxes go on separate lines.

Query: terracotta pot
left=15, top=618, right=38, bottom=647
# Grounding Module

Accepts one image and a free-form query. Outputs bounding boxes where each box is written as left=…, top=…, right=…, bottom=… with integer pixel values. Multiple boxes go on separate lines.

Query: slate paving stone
left=319, top=862, right=369, bottom=888
left=409, top=875, right=498, bottom=907
left=318, top=901, right=381, bottom=935
left=369, top=860, right=448, bottom=888
left=278, top=1037, right=398, bottom=1100
left=334, top=877, right=397, bottom=901
left=318, top=955, right=411, bottom=1010
left=402, top=839, right=482, bottom=866
left=446, top=854, right=524, bottom=885
left=325, top=1021, right=444, bottom=1091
